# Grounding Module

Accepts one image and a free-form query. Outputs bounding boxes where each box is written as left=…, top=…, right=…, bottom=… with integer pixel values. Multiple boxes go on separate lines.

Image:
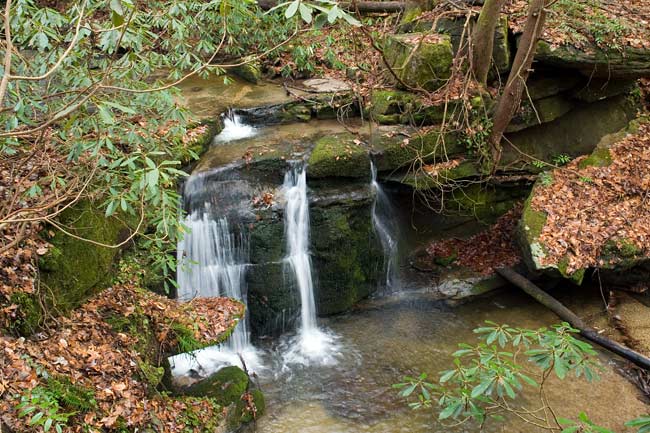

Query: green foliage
left=15, top=376, right=95, bottom=433
left=540, top=172, right=553, bottom=186
left=554, top=0, right=632, bottom=50
left=553, top=154, right=572, bottom=166
left=269, top=0, right=361, bottom=26
left=16, top=386, right=72, bottom=433
left=626, top=416, right=650, bottom=433
left=559, top=412, right=614, bottom=433
left=394, top=322, right=605, bottom=430
left=2, top=0, right=357, bottom=293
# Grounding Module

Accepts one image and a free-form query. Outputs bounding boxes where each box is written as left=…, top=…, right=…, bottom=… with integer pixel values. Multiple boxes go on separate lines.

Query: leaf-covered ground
left=532, top=121, right=650, bottom=273
left=506, top=0, right=650, bottom=50
left=0, top=279, right=243, bottom=432
left=425, top=204, right=522, bottom=275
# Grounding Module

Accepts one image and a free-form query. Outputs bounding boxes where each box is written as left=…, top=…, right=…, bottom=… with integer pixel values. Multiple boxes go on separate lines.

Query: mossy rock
left=373, top=128, right=464, bottom=172
left=578, top=147, right=612, bottom=169
left=138, top=361, right=165, bottom=389
left=534, top=40, right=650, bottom=79
left=233, top=389, right=266, bottom=425
left=37, top=201, right=132, bottom=321
left=246, top=213, right=299, bottom=337
left=503, top=94, right=638, bottom=172
left=517, top=181, right=586, bottom=284
left=6, top=291, right=42, bottom=336
left=308, top=134, right=371, bottom=178
left=506, top=95, right=575, bottom=133
left=383, top=33, right=453, bottom=91
left=183, top=366, right=249, bottom=406
left=310, top=196, right=383, bottom=315
left=229, top=57, right=262, bottom=84
left=367, top=89, right=477, bottom=125
left=445, top=183, right=529, bottom=222
left=400, top=16, right=510, bottom=75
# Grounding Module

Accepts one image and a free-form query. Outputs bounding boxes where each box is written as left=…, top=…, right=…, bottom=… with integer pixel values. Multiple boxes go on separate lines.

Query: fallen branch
left=496, top=267, right=650, bottom=371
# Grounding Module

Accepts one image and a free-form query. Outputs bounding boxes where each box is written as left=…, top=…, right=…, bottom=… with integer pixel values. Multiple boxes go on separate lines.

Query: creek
left=171, top=82, right=648, bottom=431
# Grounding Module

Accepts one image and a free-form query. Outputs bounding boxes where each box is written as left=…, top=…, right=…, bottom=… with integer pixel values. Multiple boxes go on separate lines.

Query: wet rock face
left=245, top=183, right=383, bottom=336
left=189, top=123, right=385, bottom=337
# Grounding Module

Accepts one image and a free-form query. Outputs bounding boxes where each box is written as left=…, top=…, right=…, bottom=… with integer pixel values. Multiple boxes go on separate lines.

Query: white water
left=213, top=110, right=256, bottom=143
left=370, top=161, right=399, bottom=290
left=281, top=164, right=340, bottom=366
left=170, top=112, right=262, bottom=377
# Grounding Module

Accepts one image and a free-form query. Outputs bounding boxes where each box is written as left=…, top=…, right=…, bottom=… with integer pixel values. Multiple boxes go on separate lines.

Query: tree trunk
left=488, top=0, right=548, bottom=163
left=496, top=267, right=650, bottom=371
left=472, top=0, right=506, bottom=85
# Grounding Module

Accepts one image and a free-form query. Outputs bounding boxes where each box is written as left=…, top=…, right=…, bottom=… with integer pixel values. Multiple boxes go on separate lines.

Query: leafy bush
left=394, top=322, right=609, bottom=431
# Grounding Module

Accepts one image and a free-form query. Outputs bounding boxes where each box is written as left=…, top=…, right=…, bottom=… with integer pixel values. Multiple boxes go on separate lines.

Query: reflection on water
left=250, top=289, right=647, bottom=433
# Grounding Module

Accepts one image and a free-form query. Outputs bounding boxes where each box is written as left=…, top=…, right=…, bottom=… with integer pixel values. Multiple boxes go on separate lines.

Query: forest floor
left=1, top=271, right=243, bottom=432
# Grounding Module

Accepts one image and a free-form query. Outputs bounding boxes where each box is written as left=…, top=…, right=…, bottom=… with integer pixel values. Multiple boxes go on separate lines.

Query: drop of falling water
left=280, top=163, right=341, bottom=367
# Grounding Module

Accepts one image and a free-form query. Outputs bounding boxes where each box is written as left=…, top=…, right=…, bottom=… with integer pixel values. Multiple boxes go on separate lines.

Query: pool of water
left=247, top=288, right=647, bottom=433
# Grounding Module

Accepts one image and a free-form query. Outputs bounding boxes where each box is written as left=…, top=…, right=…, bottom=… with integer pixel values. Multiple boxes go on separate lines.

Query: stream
left=250, top=288, right=647, bottom=433
left=173, top=78, right=648, bottom=432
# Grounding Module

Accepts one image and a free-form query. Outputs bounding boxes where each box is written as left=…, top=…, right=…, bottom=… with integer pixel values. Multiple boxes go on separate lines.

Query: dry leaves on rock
left=532, top=122, right=650, bottom=273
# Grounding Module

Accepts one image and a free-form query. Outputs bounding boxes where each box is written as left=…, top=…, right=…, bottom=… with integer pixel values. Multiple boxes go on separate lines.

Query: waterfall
left=281, top=163, right=340, bottom=366
left=176, top=213, right=250, bottom=352
left=169, top=113, right=262, bottom=378
left=213, top=109, right=257, bottom=143
left=370, top=161, right=399, bottom=290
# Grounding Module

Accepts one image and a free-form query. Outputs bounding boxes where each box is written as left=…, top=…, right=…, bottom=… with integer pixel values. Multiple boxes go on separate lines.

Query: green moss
left=520, top=190, right=547, bottom=243
left=7, top=291, right=42, bottom=336
left=45, top=376, right=97, bottom=412
left=367, top=89, right=468, bottom=125
left=557, top=257, right=585, bottom=285
left=375, top=128, right=463, bottom=172
left=308, top=134, right=370, bottom=178
left=138, top=361, right=165, bottom=388
left=39, top=201, right=131, bottom=315
left=578, top=148, right=613, bottom=169
left=234, top=389, right=266, bottom=424
left=310, top=198, right=383, bottom=315
left=230, top=57, right=262, bottom=84
left=600, top=238, right=643, bottom=269
left=176, top=396, right=224, bottom=432
left=184, top=366, right=249, bottom=406
left=384, top=33, right=453, bottom=91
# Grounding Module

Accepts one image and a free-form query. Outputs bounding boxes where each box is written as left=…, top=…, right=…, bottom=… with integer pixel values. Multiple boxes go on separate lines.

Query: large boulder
left=383, top=33, right=453, bottom=91
left=517, top=119, right=650, bottom=285
left=534, top=40, right=650, bottom=79
left=38, top=201, right=133, bottom=314
left=399, top=15, right=510, bottom=75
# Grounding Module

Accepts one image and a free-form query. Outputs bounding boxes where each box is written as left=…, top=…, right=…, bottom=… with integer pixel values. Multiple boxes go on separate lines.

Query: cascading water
left=370, top=161, right=400, bottom=290
left=213, top=109, right=257, bottom=143
left=281, top=163, right=340, bottom=366
left=168, top=115, right=262, bottom=377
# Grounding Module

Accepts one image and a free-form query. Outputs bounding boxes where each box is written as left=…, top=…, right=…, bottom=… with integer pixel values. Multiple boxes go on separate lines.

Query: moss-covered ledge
left=308, top=133, right=371, bottom=178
